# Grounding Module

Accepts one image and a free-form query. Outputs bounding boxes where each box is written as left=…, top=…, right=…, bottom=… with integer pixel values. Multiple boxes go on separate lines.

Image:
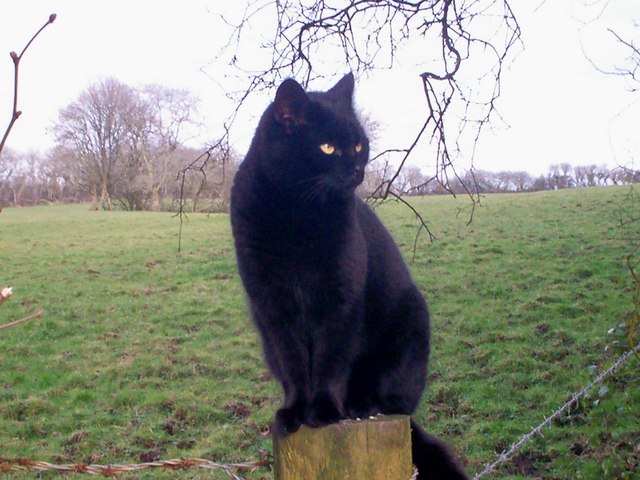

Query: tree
left=210, top=0, right=521, bottom=203
left=573, top=165, right=588, bottom=187
left=54, top=78, right=134, bottom=210
left=45, top=144, right=89, bottom=203
left=393, top=165, right=426, bottom=195
left=121, top=85, right=198, bottom=211
left=0, top=148, right=17, bottom=206
left=53, top=79, right=199, bottom=210
left=468, top=169, right=496, bottom=193
left=0, top=149, right=44, bottom=206
left=549, top=164, right=573, bottom=190
left=9, top=151, right=39, bottom=206
left=595, top=164, right=611, bottom=186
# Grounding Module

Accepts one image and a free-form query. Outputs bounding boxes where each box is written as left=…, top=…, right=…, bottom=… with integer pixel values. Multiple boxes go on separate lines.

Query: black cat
left=230, top=73, right=469, bottom=479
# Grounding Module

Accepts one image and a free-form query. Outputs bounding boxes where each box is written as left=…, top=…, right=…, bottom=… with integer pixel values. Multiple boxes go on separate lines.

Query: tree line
left=0, top=78, right=237, bottom=212
left=4, top=143, right=636, bottom=209
left=360, top=162, right=640, bottom=197
left=0, top=144, right=236, bottom=212
left=1, top=77, right=638, bottom=210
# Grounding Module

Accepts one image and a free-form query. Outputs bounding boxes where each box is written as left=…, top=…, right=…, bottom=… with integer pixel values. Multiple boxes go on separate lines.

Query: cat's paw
left=305, top=394, right=342, bottom=428
left=274, top=407, right=303, bottom=435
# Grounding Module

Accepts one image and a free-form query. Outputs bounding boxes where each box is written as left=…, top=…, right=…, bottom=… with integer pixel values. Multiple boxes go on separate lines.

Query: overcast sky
left=0, top=0, right=638, bottom=176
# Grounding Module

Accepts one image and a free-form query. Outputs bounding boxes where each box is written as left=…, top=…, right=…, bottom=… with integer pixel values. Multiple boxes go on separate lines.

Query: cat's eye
left=319, top=143, right=336, bottom=155
left=355, top=143, right=363, bottom=153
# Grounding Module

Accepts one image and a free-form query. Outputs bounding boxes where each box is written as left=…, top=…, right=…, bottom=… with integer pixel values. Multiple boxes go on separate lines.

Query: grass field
left=1, top=186, right=638, bottom=479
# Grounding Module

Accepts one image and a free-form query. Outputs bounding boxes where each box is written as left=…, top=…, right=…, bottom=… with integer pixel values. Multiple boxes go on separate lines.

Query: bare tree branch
left=578, top=0, right=639, bottom=92
left=0, top=14, right=56, bottom=156
left=175, top=135, right=235, bottom=253
left=203, top=0, right=521, bottom=228
left=0, top=308, right=43, bottom=332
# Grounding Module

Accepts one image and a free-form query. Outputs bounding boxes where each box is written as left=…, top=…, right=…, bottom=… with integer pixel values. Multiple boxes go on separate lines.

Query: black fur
left=230, top=74, right=469, bottom=479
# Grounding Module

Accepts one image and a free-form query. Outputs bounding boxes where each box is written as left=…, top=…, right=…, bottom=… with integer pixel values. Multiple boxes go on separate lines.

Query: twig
left=214, top=0, right=521, bottom=211
left=0, top=308, right=43, bottom=331
left=386, top=190, right=436, bottom=257
left=0, top=13, right=57, bottom=156
left=175, top=136, right=232, bottom=253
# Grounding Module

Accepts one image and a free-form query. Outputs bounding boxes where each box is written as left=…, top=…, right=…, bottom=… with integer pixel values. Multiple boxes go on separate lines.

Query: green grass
left=0, top=186, right=638, bottom=479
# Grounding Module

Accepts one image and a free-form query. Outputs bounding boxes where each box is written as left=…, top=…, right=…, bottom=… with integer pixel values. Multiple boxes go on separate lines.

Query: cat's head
left=258, top=73, right=370, bottom=201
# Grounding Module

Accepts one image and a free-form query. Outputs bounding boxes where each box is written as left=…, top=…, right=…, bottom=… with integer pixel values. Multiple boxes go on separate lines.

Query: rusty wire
left=0, top=452, right=428, bottom=478
left=0, top=455, right=271, bottom=478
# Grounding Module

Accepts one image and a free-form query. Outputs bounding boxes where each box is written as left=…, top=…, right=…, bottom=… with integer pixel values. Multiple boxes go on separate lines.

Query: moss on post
left=273, top=415, right=413, bottom=480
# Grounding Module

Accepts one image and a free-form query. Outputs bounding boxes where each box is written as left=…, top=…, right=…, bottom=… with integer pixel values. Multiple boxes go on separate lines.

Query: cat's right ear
left=273, top=79, right=310, bottom=133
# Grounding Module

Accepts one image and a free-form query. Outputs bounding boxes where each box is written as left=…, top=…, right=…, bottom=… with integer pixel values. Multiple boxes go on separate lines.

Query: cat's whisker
left=298, top=176, right=331, bottom=202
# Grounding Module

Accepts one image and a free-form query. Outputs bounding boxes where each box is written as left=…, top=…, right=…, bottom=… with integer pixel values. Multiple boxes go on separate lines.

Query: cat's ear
left=273, top=79, right=310, bottom=133
left=327, top=73, right=355, bottom=104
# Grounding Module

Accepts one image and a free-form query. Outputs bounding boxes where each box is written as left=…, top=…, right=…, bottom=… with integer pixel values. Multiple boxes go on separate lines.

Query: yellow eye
left=355, top=143, right=363, bottom=153
left=319, top=143, right=335, bottom=155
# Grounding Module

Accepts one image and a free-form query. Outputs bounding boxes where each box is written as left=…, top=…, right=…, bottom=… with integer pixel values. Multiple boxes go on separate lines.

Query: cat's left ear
left=273, top=79, right=310, bottom=133
left=327, top=73, right=355, bottom=104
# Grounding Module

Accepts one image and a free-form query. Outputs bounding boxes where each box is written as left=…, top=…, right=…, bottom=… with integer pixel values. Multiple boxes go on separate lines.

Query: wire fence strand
left=0, top=456, right=271, bottom=479
left=473, top=342, right=640, bottom=479
left=0, top=453, right=421, bottom=479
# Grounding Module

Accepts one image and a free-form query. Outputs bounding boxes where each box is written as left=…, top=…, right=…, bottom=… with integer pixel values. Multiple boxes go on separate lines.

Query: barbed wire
left=473, top=342, right=640, bottom=479
left=0, top=455, right=271, bottom=479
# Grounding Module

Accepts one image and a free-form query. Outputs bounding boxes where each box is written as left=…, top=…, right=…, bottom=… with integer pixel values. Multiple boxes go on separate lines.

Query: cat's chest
left=249, top=203, right=349, bottom=257
left=271, top=251, right=363, bottom=318
left=233, top=188, right=366, bottom=291
left=243, top=217, right=363, bottom=288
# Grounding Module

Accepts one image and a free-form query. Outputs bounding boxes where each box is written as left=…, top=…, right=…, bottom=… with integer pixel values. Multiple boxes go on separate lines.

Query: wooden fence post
left=273, top=414, right=413, bottom=480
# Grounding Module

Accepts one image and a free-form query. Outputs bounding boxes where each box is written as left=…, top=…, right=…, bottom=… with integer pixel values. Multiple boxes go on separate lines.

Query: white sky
left=0, top=0, right=638, bottom=176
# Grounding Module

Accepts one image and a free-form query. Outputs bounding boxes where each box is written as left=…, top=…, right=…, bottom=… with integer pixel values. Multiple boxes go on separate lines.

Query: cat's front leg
left=304, top=311, right=362, bottom=428
left=304, top=389, right=344, bottom=428
left=257, top=318, right=312, bottom=435
left=275, top=378, right=308, bottom=435
left=272, top=352, right=311, bottom=435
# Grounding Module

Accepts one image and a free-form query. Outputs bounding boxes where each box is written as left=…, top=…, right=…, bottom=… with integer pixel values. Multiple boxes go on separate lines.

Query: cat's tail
left=410, top=419, right=470, bottom=480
